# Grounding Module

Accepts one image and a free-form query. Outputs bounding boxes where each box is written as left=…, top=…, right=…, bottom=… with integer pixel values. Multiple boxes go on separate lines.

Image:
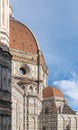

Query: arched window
left=57, top=104, right=62, bottom=114
left=59, top=106, right=61, bottom=113
left=29, top=86, right=33, bottom=92
left=45, top=107, right=49, bottom=115
left=43, top=126, right=46, bottom=130
left=35, top=87, right=37, bottom=92
left=66, top=124, right=70, bottom=130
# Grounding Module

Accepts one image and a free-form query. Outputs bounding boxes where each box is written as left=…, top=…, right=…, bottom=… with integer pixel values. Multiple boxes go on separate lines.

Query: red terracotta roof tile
left=43, top=86, right=64, bottom=98
left=10, top=19, right=38, bottom=54
left=18, top=78, right=33, bottom=84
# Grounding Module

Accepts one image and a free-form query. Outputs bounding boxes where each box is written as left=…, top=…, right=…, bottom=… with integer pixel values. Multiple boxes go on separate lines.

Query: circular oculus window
left=19, top=67, right=26, bottom=75
left=19, top=64, right=30, bottom=76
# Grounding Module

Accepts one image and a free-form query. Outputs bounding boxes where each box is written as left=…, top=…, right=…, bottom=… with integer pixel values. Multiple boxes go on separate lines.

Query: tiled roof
left=9, top=18, right=47, bottom=70
left=43, top=86, right=64, bottom=98
left=10, top=19, right=38, bottom=54
left=18, top=78, right=33, bottom=85
left=63, top=104, right=76, bottom=115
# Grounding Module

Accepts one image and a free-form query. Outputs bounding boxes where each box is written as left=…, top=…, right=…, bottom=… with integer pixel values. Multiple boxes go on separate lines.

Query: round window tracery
left=19, top=64, right=30, bottom=76
left=19, top=67, right=26, bottom=75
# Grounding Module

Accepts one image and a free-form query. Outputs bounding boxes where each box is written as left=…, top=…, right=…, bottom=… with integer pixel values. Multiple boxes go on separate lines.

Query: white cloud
left=53, top=77, right=78, bottom=111
left=53, top=78, right=78, bottom=100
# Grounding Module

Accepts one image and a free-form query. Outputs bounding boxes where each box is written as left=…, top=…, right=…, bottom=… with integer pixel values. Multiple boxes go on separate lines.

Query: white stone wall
left=12, top=84, right=24, bottom=130
left=12, top=60, right=47, bottom=96
left=0, top=0, right=9, bottom=47
left=40, top=96, right=78, bottom=130
left=12, top=61, right=46, bottom=83
left=25, top=95, right=42, bottom=130
left=11, top=49, right=47, bottom=130
left=12, top=80, right=43, bottom=130
left=57, top=114, right=78, bottom=130
left=39, top=113, right=78, bottom=130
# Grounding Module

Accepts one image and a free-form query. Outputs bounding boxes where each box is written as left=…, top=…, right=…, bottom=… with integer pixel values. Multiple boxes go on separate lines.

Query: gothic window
left=59, top=106, right=61, bottom=113
left=35, top=87, right=37, bottom=92
left=43, top=126, right=46, bottom=130
left=66, top=124, right=70, bottom=130
left=45, top=107, right=49, bottom=115
left=29, top=86, right=33, bottom=92
left=9, top=125, right=11, bottom=130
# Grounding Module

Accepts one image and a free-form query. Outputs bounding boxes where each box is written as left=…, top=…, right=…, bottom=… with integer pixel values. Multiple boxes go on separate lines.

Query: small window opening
left=19, top=67, right=26, bottom=75
left=43, top=126, right=46, bottom=130
left=45, top=107, right=49, bottom=115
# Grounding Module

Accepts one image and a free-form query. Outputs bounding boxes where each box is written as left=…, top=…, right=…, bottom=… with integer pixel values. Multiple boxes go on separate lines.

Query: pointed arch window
left=66, top=124, right=70, bottom=130
left=43, top=126, right=46, bottom=130
left=59, top=106, right=61, bottom=113
left=45, top=107, right=49, bottom=115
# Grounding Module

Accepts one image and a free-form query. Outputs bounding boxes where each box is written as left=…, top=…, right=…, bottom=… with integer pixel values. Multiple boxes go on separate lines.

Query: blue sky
left=11, top=0, right=78, bottom=112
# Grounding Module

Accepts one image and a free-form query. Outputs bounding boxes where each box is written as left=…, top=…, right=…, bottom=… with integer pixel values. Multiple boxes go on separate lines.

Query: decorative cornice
left=10, top=48, right=48, bottom=73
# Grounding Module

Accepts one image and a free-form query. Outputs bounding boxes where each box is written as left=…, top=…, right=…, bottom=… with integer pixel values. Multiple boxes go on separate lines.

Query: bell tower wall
left=0, top=0, right=9, bottom=50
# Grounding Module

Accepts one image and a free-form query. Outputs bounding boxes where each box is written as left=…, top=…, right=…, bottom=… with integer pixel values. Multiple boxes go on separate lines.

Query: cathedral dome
left=9, top=18, right=47, bottom=73
left=43, top=86, right=64, bottom=98
left=10, top=19, right=39, bottom=54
